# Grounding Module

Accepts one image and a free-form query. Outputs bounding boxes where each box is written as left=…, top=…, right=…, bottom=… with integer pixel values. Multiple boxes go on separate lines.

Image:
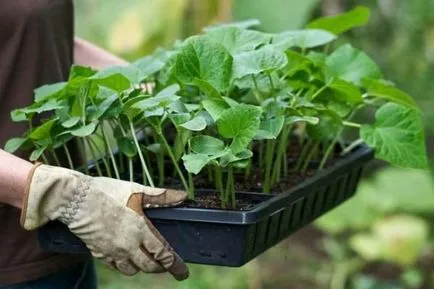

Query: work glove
left=20, top=163, right=189, bottom=281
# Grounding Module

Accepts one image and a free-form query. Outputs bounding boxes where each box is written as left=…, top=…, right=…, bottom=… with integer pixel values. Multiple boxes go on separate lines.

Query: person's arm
left=73, top=37, right=128, bottom=69
left=0, top=149, right=33, bottom=208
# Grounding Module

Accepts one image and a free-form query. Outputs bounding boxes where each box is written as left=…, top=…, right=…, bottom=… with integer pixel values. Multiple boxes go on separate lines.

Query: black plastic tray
left=38, top=144, right=374, bottom=266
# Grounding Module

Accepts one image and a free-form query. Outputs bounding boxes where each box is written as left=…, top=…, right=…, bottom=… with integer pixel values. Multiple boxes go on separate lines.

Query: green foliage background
left=74, top=1, right=434, bottom=288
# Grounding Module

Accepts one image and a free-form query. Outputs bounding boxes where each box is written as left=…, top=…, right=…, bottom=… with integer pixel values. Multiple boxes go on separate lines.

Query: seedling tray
left=38, top=144, right=374, bottom=267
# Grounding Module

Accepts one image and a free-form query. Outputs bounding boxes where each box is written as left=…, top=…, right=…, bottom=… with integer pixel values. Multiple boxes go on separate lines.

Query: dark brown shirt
left=0, top=1, right=88, bottom=285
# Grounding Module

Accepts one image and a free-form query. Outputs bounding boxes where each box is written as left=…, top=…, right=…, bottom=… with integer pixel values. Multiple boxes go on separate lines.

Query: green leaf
left=29, top=146, right=47, bottom=162
left=219, top=149, right=253, bottom=167
left=362, top=78, right=419, bottom=110
left=193, top=79, right=221, bottom=99
left=169, top=113, right=191, bottom=127
left=202, top=99, right=230, bottom=121
left=286, top=115, right=319, bottom=125
left=4, top=137, right=27, bottom=154
left=117, top=137, right=137, bottom=158
left=307, top=6, right=370, bottom=35
left=68, top=65, right=97, bottom=80
left=307, top=110, right=342, bottom=141
left=325, top=44, right=382, bottom=86
left=361, top=103, right=428, bottom=169
left=182, top=153, right=214, bottom=175
left=232, top=45, right=287, bottom=80
left=217, top=104, right=262, bottom=153
left=190, top=135, right=226, bottom=155
left=34, top=82, right=66, bottom=102
left=254, top=116, right=285, bottom=140
left=146, top=143, right=162, bottom=154
left=328, top=79, right=363, bottom=104
left=133, top=55, right=165, bottom=81
left=70, top=122, right=97, bottom=137
left=61, top=116, right=81, bottom=128
left=30, top=119, right=57, bottom=140
left=180, top=116, right=207, bottom=131
left=155, top=84, right=180, bottom=98
left=272, top=29, right=336, bottom=50
left=284, top=50, right=313, bottom=76
left=204, top=19, right=261, bottom=32
left=92, top=71, right=131, bottom=92
left=204, top=27, right=271, bottom=55
left=174, top=36, right=233, bottom=92
left=89, top=93, right=120, bottom=121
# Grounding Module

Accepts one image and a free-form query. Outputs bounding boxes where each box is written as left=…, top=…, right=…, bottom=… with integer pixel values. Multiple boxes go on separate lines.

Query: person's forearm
left=73, top=37, right=128, bottom=70
left=0, top=149, right=33, bottom=208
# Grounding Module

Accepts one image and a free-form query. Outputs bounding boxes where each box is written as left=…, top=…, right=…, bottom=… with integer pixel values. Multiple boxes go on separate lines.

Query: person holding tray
left=0, top=1, right=188, bottom=288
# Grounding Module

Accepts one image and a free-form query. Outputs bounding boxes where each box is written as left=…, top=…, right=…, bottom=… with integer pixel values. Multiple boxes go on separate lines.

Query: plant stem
left=301, top=141, right=320, bottom=174
left=101, top=123, right=120, bottom=179
left=159, top=133, right=191, bottom=196
left=310, top=84, right=328, bottom=100
left=341, top=138, right=364, bottom=156
left=267, top=73, right=275, bottom=92
left=63, top=144, right=74, bottom=169
left=128, top=158, right=133, bottom=182
left=342, top=121, right=361, bottom=129
left=207, top=166, right=213, bottom=183
left=259, top=141, right=264, bottom=168
left=271, top=126, right=290, bottom=185
left=319, top=136, right=339, bottom=170
left=78, top=139, right=89, bottom=175
left=51, top=149, right=61, bottom=167
left=251, top=75, right=263, bottom=104
left=87, top=137, right=112, bottom=178
left=129, top=119, right=154, bottom=187
left=188, top=173, right=195, bottom=199
left=263, top=139, right=275, bottom=194
left=85, top=138, right=103, bottom=177
left=81, top=82, right=90, bottom=126
left=225, top=167, right=235, bottom=209
left=294, top=139, right=313, bottom=172
left=215, top=167, right=225, bottom=208
left=41, top=153, right=49, bottom=165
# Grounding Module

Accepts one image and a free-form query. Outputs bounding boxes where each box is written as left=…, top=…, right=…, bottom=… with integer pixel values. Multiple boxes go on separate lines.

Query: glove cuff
left=20, top=162, right=43, bottom=229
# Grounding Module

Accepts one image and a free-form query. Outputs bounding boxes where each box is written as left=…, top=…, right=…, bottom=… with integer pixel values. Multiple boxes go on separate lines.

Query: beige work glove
left=20, top=163, right=189, bottom=281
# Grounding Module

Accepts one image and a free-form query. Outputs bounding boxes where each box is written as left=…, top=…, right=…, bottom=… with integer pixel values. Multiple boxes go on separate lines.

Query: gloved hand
left=20, top=163, right=189, bottom=280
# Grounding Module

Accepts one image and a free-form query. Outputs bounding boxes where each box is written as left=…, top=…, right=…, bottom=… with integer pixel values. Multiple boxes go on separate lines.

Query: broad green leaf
left=89, top=93, right=120, bottom=121
left=10, top=110, right=27, bottom=122
left=182, top=153, right=214, bottom=175
left=286, top=115, right=319, bottom=125
left=272, top=29, right=336, bottom=50
left=307, top=6, right=370, bottom=35
left=361, top=103, right=428, bottom=169
left=204, top=19, right=261, bottom=32
left=328, top=79, right=363, bottom=104
left=30, top=119, right=57, bottom=140
left=68, top=65, right=97, bottom=80
left=254, top=116, right=285, bottom=139
left=204, top=27, right=271, bottom=55
left=4, top=137, right=27, bottom=153
left=133, top=55, right=165, bottom=81
left=325, top=44, right=382, bottom=86
left=219, top=149, right=253, bottom=167
left=180, top=116, right=207, bottom=131
left=29, top=146, right=47, bottom=162
left=232, top=45, right=287, bottom=80
left=174, top=36, right=233, bottom=92
left=284, top=50, right=312, bottom=76
left=34, top=82, right=66, bottom=102
left=193, top=79, right=221, bottom=99
left=146, top=143, right=162, bottom=154
left=349, top=233, right=383, bottom=261
left=169, top=113, right=190, bottom=127
left=92, top=71, right=131, bottom=92
left=61, top=116, right=81, bottom=128
left=202, top=99, right=230, bottom=121
left=117, top=137, right=137, bottom=158
left=307, top=110, right=342, bottom=141
left=362, top=78, right=419, bottom=110
left=190, top=135, right=226, bottom=155
left=217, top=104, right=262, bottom=153
left=70, top=122, right=97, bottom=137
left=155, top=84, right=180, bottom=98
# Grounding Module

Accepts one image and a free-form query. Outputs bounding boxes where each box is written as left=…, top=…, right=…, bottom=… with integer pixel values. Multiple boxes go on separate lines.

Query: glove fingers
left=114, top=260, right=139, bottom=276
left=142, top=217, right=189, bottom=281
left=142, top=189, right=188, bottom=208
left=130, top=247, right=165, bottom=273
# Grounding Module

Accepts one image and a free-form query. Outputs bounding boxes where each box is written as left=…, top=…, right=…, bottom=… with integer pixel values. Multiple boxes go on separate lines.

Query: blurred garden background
left=74, top=0, right=434, bottom=288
